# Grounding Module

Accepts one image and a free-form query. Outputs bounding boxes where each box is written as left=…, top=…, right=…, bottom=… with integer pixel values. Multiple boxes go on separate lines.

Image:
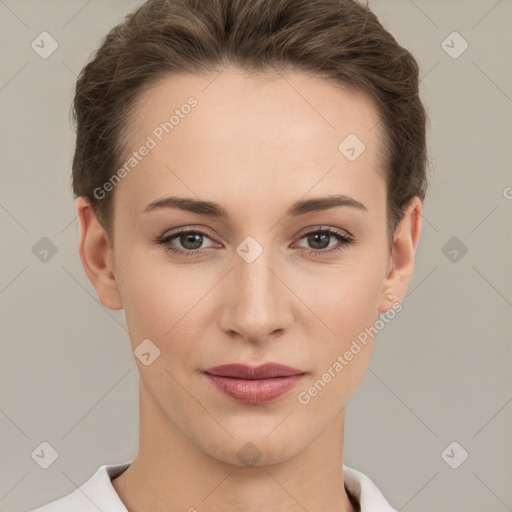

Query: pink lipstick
left=203, top=363, right=306, bottom=405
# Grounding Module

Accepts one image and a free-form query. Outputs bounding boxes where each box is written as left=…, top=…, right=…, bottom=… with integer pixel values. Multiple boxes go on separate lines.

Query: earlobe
left=378, top=196, right=423, bottom=314
left=76, top=197, right=123, bottom=311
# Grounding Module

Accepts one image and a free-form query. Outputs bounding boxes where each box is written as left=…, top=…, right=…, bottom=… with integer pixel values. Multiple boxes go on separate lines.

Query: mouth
left=203, top=363, right=306, bottom=405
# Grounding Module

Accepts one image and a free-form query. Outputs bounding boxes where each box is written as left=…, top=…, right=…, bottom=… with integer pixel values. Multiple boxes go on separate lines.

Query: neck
left=112, top=380, right=357, bottom=512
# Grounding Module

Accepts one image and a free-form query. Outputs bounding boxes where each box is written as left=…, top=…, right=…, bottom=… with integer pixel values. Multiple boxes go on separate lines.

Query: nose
left=217, top=243, right=293, bottom=344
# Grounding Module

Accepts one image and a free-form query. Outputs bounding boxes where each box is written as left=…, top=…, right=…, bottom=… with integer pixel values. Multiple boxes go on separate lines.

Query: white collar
left=33, top=461, right=397, bottom=511
left=342, top=464, right=398, bottom=511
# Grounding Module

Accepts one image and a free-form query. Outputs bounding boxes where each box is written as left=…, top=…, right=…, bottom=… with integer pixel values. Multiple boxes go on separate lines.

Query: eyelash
left=152, top=226, right=354, bottom=258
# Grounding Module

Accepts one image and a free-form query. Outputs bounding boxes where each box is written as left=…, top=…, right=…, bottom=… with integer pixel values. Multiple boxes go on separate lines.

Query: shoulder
left=29, top=462, right=132, bottom=512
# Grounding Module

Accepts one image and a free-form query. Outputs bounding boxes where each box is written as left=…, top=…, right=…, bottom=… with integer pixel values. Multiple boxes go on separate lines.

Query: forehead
left=114, top=66, right=387, bottom=221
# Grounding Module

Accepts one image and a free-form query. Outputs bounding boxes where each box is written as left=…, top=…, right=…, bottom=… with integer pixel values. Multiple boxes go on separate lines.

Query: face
left=80, top=66, right=420, bottom=467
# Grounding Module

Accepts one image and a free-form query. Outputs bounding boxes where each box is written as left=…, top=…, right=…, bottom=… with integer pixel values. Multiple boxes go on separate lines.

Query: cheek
left=300, top=260, right=384, bottom=340
left=295, top=283, right=378, bottom=413
left=295, top=257, right=386, bottom=394
left=117, top=255, right=215, bottom=353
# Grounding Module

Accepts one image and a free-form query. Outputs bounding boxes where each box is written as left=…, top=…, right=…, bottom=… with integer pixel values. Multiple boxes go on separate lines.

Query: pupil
left=181, top=232, right=203, bottom=250
left=309, top=232, right=329, bottom=249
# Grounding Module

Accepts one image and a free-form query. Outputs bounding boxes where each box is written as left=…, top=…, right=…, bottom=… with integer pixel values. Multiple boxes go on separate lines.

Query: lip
left=203, top=363, right=306, bottom=405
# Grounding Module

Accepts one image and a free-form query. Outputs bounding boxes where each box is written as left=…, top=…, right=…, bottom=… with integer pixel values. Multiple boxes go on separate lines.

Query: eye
left=294, top=227, right=354, bottom=255
left=153, top=227, right=217, bottom=257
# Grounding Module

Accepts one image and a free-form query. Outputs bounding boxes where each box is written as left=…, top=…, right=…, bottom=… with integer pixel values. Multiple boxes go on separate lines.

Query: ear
left=378, top=196, right=423, bottom=313
left=76, top=196, right=123, bottom=311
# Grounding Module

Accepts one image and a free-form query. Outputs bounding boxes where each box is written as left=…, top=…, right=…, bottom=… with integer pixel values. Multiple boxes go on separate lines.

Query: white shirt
left=30, top=461, right=398, bottom=512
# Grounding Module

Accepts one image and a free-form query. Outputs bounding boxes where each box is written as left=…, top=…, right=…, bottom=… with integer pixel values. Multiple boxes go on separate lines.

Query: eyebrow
left=142, top=194, right=368, bottom=219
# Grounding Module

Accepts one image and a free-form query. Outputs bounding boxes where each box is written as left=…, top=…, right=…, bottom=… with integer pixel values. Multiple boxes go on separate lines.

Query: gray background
left=1, top=1, right=511, bottom=511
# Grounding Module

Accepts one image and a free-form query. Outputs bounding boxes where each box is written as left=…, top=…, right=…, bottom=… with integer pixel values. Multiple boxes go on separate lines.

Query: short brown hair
left=71, top=0, right=430, bottom=247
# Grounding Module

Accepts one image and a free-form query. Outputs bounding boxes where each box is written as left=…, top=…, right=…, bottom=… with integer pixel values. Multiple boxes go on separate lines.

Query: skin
left=77, top=65, right=422, bottom=512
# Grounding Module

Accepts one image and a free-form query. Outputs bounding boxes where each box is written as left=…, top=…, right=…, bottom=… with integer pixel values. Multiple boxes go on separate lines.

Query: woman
left=31, top=0, right=428, bottom=510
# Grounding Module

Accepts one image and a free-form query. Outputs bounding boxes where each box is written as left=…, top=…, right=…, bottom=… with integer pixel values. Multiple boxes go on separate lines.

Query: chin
left=197, top=426, right=306, bottom=468
left=215, top=444, right=295, bottom=468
